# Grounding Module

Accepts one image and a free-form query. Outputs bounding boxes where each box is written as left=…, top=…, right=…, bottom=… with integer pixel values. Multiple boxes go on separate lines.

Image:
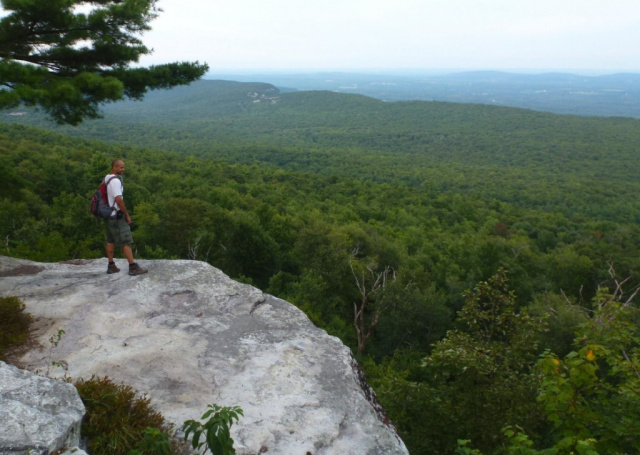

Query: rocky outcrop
left=0, top=256, right=408, bottom=454
left=0, top=361, right=85, bottom=454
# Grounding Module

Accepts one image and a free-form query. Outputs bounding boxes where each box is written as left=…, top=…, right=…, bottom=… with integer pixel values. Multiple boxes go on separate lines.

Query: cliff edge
left=0, top=256, right=408, bottom=454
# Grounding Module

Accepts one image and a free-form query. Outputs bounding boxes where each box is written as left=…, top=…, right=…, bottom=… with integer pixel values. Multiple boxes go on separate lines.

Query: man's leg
left=106, top=241, right=120, bottom=274
left=122, top=244, right=135, bottom=265
left=124, top=244, right=148, bottom=275
left=113, top=216, right=147, bottom=276
left=106, top=242, right=115, bottom=262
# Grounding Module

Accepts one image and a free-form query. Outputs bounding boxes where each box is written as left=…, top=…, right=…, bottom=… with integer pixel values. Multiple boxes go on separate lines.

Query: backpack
left=90, top=176, right=119, bottom=218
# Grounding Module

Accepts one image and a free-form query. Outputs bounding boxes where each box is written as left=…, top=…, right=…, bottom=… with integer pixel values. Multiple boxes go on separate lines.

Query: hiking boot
left=128, top=262, right=148, bottom=276
left=107, top=262, right=120, bottom=274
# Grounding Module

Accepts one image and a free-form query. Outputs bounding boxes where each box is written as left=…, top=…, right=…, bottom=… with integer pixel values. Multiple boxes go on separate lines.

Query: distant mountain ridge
left=210, top=71, right=640, bottom=118
left=4, top=79, right=640, bottom=224
left=99, top=80, right=282, bottom=119
left=6, top=79, right=640, bottom=182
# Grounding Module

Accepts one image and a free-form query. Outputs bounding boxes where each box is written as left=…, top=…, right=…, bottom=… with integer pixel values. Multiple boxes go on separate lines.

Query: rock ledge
left=0, top=256, right=408, bottom=455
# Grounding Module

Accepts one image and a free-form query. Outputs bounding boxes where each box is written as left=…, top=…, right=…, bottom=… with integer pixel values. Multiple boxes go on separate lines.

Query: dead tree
left=187, top=233, right=212, bottom=262
left=349, top=248, right=396, bottom=354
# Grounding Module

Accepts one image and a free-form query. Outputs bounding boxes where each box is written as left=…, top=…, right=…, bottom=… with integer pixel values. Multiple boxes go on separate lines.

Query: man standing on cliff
left=105, top=159, right=148, bottom=276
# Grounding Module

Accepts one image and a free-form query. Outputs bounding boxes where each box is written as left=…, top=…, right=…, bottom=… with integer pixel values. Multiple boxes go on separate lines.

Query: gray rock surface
left=0, top=361, right=85, bottom=454
left=0, top=256, right=408, bottom=454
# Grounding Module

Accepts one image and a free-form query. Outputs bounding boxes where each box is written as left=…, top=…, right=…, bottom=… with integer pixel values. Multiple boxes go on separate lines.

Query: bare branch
left=620, top=348, right=640, bottom=381
left=624, top=285, right=640, bottom=307
left=349, top=253, right=396, bottom=354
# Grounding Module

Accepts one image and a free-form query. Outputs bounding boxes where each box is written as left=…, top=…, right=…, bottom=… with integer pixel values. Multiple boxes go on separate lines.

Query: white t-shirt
left=105, top=174, right=123, bottom=217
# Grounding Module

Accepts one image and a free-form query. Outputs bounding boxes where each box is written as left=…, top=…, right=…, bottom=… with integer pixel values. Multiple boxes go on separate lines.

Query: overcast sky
left=136, top=0, right=640, bottom=74
left=7, top=0, right=640, bottom=74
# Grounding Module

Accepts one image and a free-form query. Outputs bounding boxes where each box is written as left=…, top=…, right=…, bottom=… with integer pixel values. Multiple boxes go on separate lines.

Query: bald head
left=111, top=159, right=125, bottom=175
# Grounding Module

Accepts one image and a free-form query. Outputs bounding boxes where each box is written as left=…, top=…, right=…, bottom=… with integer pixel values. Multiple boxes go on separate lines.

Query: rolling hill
left=6, top=79, right=640, bottom=222
left=212, top=71, right=640, bottom=118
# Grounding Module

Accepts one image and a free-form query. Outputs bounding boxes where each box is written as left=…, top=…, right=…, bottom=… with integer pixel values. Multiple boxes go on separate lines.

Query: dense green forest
left=8, top=80, right=640, bottom=224
left=3, top=83, right=640, bottom=454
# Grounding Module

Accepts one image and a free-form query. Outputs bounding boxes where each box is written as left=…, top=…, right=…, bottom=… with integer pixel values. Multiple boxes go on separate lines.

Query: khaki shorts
left=105, top=216, right=133, bottom=247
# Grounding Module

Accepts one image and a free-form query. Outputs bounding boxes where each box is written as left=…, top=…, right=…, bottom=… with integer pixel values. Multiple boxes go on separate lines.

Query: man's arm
left=114, top=196, right=132, bottom=224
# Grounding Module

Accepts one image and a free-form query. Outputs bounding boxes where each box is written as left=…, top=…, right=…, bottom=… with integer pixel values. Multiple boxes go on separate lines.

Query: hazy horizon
left=197, top=69, right=640, bottom=119
left=205, top=68, right=640, bottom=77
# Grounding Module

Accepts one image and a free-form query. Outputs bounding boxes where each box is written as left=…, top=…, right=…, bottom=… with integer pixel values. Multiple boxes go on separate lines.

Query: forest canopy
left=2, top=81, right=640, bottom=454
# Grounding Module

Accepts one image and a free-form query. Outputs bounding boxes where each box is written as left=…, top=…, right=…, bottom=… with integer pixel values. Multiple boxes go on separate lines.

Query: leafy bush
left=130, top=427, right=172, bottom=455
left=182, top=404, right=244, bottom=455
left=0, top=296, right=32, bottom=361
left=75, top=376, right=174, bottom=455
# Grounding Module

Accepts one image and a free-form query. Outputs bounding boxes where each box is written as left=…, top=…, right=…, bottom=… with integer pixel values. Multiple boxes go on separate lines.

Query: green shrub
left=75, top=376, right=174, bottom=455
left=0, top=296, right=32, bottom=361
left=130, top=427, right=172, bottom=455
left=182, top=404, right=244, bottom=455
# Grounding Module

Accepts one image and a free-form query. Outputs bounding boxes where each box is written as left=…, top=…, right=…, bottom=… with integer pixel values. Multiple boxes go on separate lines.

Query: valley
left=3, top=78, right=640, bottom=454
